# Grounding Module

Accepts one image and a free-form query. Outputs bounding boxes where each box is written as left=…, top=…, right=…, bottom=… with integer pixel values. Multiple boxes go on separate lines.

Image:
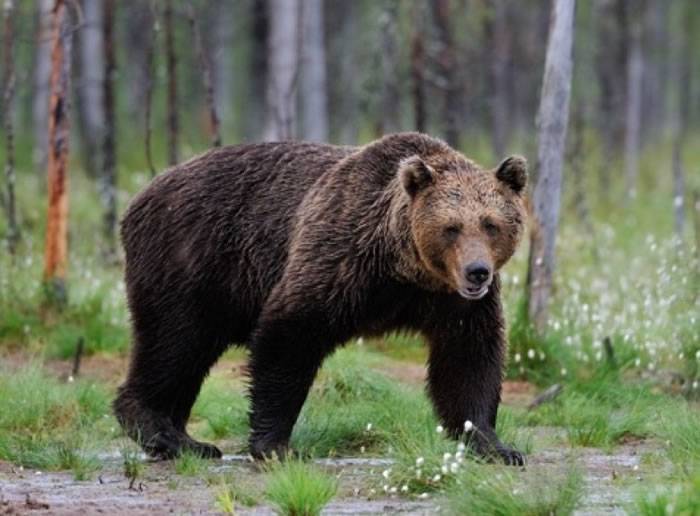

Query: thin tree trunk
left=300, top=0, right=328, bottom=142
left=33, top=0, right=54, bottom=174
left=3, top=0, right=19, bottom=256
left=101, top=0, right=117, bottom=261
left=211, top=0, right=234, bottom=136
left=379, top=0, right=399, bottom=135
left=263, top=0, right=301, bottom=141
left=186, top=1, right=222, bottom=147
left=44, top=0, right=72, bottom=305
left=527, top=0, right=576, bottom=333
left=249, top=0, right=268, bottom=140
left=164, top=0, right=179, bottom=165
left=331, top=0, right=359, bottom=144
left=123, top=1, right=152, bottom=119
left=487, top=0, right=510, bottom=158
left=624, top=11, right=644, bottom=199
left=410, top=1, right=427, bottom=133
left=144, top=2, right=158, bottom=177
left=431, top=0, right=460, bottom=148
left=74, top=0, right=104, bottom=178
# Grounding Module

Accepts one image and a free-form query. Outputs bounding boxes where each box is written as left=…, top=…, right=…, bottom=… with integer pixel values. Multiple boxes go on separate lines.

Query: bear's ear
left=400, top=156, right=437, bottom=197
left=495, top=155, right=528, bottom=194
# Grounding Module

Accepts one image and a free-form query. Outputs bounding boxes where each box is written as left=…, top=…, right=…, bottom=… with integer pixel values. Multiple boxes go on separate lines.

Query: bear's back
left=121, top=141, right=355, bottom=320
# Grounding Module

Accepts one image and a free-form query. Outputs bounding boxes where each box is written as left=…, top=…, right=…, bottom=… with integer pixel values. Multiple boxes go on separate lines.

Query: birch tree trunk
left=32, top=0, right=53, bottom=174
left=3, top=0, right=19, bottom=255
left=164, top=0, right=179, bottom=165
left=101, top=0, right=117, bottom=261
left=75, top=0, right=104, bottom=178
left=379, top=1, right=399, bottom=135
left=527, top=0, right=576, bottom=333
left=211, top=0, right=234, bottom=137
left=44, top=0, right=72, bottom=305
left=300, top=0, right=328, bottom=142
left=263, top=0, right=300, bottom=141
left=624, top=14, right=644, bottom=200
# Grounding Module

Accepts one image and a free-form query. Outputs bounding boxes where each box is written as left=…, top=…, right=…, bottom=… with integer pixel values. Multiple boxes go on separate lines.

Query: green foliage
left=264, top=460, right=337, bottom=516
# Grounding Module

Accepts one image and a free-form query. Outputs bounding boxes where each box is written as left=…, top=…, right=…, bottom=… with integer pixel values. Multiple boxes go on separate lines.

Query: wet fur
left=113, top=132, right=526, bottom=465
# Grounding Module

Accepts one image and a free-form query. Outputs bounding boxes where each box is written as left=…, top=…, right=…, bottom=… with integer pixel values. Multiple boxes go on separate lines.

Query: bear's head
left=400, top=154, right=527, bottom=300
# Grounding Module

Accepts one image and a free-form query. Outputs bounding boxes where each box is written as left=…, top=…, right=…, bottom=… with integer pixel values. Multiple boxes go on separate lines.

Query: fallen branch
left=528, top=383, right=563, bottom=410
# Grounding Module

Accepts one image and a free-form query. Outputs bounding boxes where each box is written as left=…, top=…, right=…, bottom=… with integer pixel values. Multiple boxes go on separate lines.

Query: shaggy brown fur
left=113, top=132, right=528, bottom=465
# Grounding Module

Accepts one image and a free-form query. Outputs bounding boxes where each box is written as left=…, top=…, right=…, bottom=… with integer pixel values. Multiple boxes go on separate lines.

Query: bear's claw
left=497, top=446, right=525, bottom=466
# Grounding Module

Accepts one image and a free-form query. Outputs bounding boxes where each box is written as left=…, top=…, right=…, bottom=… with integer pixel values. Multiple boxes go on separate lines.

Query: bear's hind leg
left=114, top=322, right=225, bottom=459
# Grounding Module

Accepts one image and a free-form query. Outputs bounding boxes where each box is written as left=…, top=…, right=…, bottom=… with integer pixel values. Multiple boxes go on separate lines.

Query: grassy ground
left=1, top=137, right=699, bottom=514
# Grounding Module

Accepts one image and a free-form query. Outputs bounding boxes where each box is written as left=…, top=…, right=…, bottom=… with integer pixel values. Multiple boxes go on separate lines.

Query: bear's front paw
left=249, top=438, right=289, bottom=461
left=495, top=445, right=525, bottom=467
left=185, top=439, right=223, bottom=459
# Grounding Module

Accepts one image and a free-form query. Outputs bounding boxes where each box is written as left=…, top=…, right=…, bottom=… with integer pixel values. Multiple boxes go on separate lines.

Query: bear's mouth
left=459, top=284, right=489, bottom=300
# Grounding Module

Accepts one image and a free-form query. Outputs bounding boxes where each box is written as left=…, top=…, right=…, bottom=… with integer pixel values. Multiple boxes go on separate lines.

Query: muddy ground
left=0, top=427, right=667, bottom=515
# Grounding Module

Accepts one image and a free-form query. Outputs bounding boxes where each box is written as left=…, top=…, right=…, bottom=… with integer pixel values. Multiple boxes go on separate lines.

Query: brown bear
left=113, top=132, right=527, bottom=465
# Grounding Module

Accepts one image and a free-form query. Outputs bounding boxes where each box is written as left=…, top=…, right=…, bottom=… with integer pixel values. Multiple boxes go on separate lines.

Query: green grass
left=264, top=460, right=338, bottom=516
left=633, top=474, right=700, bottom=516
left=291, top=347, right=430, bottom=457
left=211, top=474, right=260, bottom=512
left=0, top=365, right=112, bottom=475
left=174, top=449, right=210, bottom=476
left=447, top=463, right=583, bottom=516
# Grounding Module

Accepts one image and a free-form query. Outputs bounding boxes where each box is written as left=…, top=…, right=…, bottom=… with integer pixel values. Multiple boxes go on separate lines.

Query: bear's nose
left=465, top=261, right=491, bottom=286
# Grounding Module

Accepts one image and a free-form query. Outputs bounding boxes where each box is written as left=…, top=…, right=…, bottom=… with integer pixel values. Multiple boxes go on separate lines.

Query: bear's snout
left=465, top=260, right=491, bottom=286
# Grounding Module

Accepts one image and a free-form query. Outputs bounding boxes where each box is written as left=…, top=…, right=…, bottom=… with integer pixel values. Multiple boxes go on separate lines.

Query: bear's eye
left=444, top=224, right=462, bottom=240
left=482, top=219, right=500, bottom=236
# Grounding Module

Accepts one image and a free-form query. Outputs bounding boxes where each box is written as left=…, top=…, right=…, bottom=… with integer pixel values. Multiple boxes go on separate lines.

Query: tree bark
left=248, top=0, right=268, bottom=140
left=431, top=0, right=460, bottom=148
left=32, top=0, right=54, bottom=174
left=263, top=0, right=301, bottom=141
left=300, top=0, right=328, bottom=142
left=74, top=0, right=104, bottom=178
left=379, top=0, right=399, bottom=135
left=624, top=3, right=644, bottom=200
left=187, top=0, right=222, bottom=147
left=527, top=0, right=576, bottom=333
left=487, top=0, right=511, bottom=158
left=328, top=0, right=359, bottom=144
left=164, top=0, right=179, bottom=165
left=3, top=0, right=19, bottom=256
left=101, top=0, right=117, bottom=261
left=410, top=1, right=427, bottom=133
left=44, top=0, right=72, bottom=305
left=211, top=0, right=234, bottom=137
left=144, top=4, right=158, bottom=177
left=593, top=0, right=627, bottom=199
